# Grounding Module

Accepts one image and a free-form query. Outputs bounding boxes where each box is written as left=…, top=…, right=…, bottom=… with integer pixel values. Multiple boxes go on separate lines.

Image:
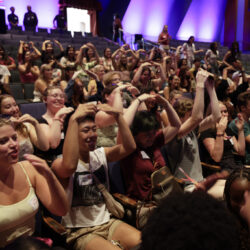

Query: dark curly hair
left=140, top=191, right=240, bottom=250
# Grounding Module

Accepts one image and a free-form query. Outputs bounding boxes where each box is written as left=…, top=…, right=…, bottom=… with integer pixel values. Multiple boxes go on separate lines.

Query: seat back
left=23, top=83, right=35, bottom=100
left=19, top=102, right=46, bottom=120
left=108, top=161, right=126, bottom=194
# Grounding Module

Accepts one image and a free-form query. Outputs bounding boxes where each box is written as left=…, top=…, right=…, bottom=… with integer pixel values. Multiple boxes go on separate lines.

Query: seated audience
left=164, top=70, right=221, bottom=192
left=33, top=64, right=60, bottom=102
left=200, top=101, right=245, bottom=172
left=18, top=51, right=40, bottom=83
left=35, top=86, right=73, bottom=164
left=224, top=167, right=250, bottom=249
left=52, top=103, right=141, bottom=250
left=0, top=45, right=16, bottom=71
left=0, top=118, right=68, bottom=248
left=0, top=94, right=49, bottom=160
left=229, top=91, right=250, bottom=165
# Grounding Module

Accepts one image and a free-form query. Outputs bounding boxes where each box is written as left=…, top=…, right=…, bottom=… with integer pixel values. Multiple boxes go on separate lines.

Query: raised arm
left=132, top=62, right=151, bottom=85
left=232, top=113, right=245, bottom=156
left=202, top=116, right=227, bottom=162
left=198, top=77, right=221, bottom=132
left=95, top=85, right=125, bottom=128
left=154, top=94, right=181, bottom=143
left=24, top=154, right=68, bottom=216
left=30, top=41, right=41, bottom=58
left=52, top=103, right=96, bottom=178
left=177, top=70, right=207, bottom=137
left=18, top=114, right=49, bottom=151
left=99, top=104, right=136, bottom=162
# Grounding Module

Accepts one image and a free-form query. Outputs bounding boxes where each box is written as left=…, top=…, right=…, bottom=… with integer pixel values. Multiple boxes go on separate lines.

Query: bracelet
left=216, top=133, right=224, bottom=137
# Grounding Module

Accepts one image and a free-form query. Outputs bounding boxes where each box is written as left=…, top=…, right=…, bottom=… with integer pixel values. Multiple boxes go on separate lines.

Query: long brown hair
left=0, top=95, right=29, bottom=137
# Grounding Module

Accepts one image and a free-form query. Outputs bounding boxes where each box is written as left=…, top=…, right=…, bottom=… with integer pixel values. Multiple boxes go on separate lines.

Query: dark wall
left=98, top=0, right=130, bottom=39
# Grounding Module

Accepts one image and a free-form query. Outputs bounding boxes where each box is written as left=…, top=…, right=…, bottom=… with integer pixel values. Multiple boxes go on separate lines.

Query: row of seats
left=9, top=83, right=34, bottom=104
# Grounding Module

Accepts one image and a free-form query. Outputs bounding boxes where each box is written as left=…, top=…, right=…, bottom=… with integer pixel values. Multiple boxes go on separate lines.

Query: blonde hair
left=39, top=64, right=52, bottom=81
left=173, top=98, right=193, bottom=118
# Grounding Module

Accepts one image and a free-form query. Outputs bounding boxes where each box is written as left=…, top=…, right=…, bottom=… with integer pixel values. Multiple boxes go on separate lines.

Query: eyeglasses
left=48, top=94, right=65, bottom=99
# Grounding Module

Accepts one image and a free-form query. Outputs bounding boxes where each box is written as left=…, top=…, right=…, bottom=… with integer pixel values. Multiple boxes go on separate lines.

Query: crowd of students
left=0, top=31, right=250, bottom=250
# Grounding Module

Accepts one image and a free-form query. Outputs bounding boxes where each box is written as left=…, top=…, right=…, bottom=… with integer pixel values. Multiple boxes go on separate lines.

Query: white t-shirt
left=0, top=65, right=10, bottom=83
left=62, top=147, right=111, bottom=228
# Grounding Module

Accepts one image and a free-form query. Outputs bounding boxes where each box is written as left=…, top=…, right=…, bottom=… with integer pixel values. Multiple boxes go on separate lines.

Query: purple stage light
left=176, top=0, right=227, bottom=42
left=123, top=0, right=227, bottom=43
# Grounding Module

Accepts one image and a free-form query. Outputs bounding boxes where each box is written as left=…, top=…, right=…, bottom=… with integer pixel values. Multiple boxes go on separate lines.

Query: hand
left=204, top=74, right=215, bottom=90
left=113, top=83, right=131, bottom=93
left=18, top=114, right=38, bottom=126
left=20, top=40, right=24, bottom=44
left=137, top=93, right=155, bottom=103
left=127, top=86, right=140, bottom=96
left=54, top=107, right=74, bottom=123
left=216, top=116, right=228, bottom=134
left=44, top=40, right=51, bottom=44
left=141, top=62, right=151, bottom=68
left=86, top=42, right=95, bottom=49
left=71, top=103, right=97, bottom=121
left=53, top=40, right=61, bottom=45
left=29, top=41, right=34, bottom=47
left=80, top=45, right=88, bottom=50
left=196, top=69, right=210, bottom=87
left=154, top=94, right=169, bottom=106
left=24, top=154, right=50, bottom=172
left=97, top=103, right=122, bottom=117
left=235, top=113, right=244, bottom=131
left=195, top=171, right=229, bottom=192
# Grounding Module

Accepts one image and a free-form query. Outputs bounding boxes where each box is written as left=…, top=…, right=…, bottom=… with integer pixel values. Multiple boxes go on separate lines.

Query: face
left=24, top=51, right=31, bottom=62
left=67, top=47, right=75, bottom=57
left=97, top=66, right=105, bottom=80
left=0, top=125, right=19, bottom=164
left=104, top=48, right=112, bottom=58
left=43, top=68, right=53, bottom=79
left=46, top=88, right=65, bottom=111
left=135, top=130, right=157, bottom=148
left=145, top=91, right=157, bottom=111
left=110, top=74, right=121, bottom=85
left=170, top=93, right=182, bottom=106
left=87, top=48, right=94, bottom=57
left=171, top=76, right=180, bottom=89
left=10, top=7, right=15, bottom=13
left=23, top=43, right=30, bottom=52
left=140, top=69, right=151, bottom=83
left=219, top=103, right=228, bottom=117
left=1, top=97, right=20, bottom=118
left=163, top=25, right=168, bottom=32
left=241, top=100, right=250, bottom=118
left=46, top=43, right=53, bottom=53
left=27, top=6, right=31, bottom=11
left=121, top=55, right=127, bottom=64
left=78, top=120, right=97, bottom=152
left=230, top=177, right=250, bottom=214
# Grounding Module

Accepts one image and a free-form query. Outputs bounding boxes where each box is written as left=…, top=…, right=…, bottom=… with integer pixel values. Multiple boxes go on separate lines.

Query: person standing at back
left=113, top=14, right=125, bottom=44
left=23, top=5, right=38, bottom=32
left=53, top=7, right=67, bottom=32
left=7, top=7, right=19, bottom=30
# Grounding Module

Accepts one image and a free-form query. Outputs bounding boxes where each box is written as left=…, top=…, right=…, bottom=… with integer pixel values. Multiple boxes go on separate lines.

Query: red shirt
left=121, top=131, right=165, bottom=201
left=158, top=32, right=170, bottom=45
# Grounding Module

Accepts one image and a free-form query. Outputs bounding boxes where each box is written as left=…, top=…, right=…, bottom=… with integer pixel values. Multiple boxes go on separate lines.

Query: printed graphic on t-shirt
left=71, top=165, right=107, bottom=207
